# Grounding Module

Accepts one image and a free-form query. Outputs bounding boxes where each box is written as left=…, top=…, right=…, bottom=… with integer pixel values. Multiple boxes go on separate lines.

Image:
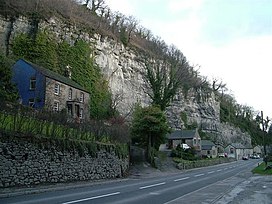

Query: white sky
left=106, top=0, right=272, bottom=118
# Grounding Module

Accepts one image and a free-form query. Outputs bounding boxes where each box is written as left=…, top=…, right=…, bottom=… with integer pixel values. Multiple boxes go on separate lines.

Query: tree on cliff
left=143, top=45, right=202, bottom=111
left=0, top=53, right=18, bottom=102
left=130, top=105, right=170, bottom=163
left=80, top=0, right=107, bottom=14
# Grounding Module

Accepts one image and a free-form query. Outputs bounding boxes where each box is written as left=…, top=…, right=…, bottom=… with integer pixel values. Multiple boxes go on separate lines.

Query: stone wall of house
left=0, top=133, right=129, bottom=188
left=45, top=77, right=90, bottom=120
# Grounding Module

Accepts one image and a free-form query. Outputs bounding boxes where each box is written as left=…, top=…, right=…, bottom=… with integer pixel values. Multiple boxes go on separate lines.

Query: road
left=0, top=159, right=260, bottom=204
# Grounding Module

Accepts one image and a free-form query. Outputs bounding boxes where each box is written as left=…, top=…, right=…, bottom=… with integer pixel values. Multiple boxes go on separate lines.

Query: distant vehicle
left=218, top=153, right=225, bottom=158
left=181, top=143, right=190, bottom=150
left=250, top=154, right=261, bottom=159
left=242, top=155, right=249, bottom=160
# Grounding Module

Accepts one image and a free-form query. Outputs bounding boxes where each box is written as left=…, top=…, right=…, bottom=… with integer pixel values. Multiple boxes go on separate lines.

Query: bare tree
left=212, top=78, right=226, bottom=92
left=125, top=15, right=138, bottom=43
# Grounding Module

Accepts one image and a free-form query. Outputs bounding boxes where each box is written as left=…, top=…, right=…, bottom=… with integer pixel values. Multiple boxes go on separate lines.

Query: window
left=29, top=98, right=35, bottom=107
left=79, top=108, right=83, bottom=119
left=193, top=138, right=197, bottom=145
left=68, top=88, right=72, bottom=100
left=30, top=78, right=36, bottom=90
left=230, top=148, right=234, bottom=154
left=53, top=101, right=59, bottom=112
left=67, top=104, right=73, bottom=116
left=54, top=83, right=60, bottom=95
left=80, top=92, right=84, bottom=102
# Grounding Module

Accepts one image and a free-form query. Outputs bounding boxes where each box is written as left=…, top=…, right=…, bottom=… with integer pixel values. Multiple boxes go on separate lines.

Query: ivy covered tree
left=12, top=32, right=58, bottom=72
left=130, top=105, right=170, bottom=162
left=0, top=53, right=18, bottom=102
left=143, top=45, right=207, bottom=111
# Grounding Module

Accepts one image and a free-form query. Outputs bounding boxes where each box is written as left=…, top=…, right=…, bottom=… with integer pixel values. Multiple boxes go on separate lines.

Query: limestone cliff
left=0, top=16, right=251, bottom=147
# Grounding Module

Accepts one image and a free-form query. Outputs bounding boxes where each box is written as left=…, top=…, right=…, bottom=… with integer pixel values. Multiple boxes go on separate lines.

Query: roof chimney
left=65, top=65, right=72, bottom=79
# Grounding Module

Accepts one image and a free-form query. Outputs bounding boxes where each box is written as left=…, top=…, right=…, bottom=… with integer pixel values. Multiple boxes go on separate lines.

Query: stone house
left=167, top=129, right=201, bottom=151
left=224, top=143, right=253, bottom=160
left=12, top=59, right=90, bottom=121
left=201, top=140, right=218, bottom=158
left=253, top=145, right=262, bottom=155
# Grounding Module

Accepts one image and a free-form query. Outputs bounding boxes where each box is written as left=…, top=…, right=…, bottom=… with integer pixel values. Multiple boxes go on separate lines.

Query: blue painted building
left=12, top=59, right=90, bottom=121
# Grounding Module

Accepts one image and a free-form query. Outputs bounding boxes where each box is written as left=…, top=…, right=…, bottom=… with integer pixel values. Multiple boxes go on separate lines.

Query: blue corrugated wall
left=12, top=59, right=46, bottom=108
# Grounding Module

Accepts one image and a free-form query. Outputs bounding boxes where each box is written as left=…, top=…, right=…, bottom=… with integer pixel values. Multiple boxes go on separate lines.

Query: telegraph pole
left=261, top=111, right=267, bottom=156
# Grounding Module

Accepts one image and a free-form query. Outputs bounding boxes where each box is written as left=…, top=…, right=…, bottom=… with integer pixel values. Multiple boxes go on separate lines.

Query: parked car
left=250, top=154, right=261, bottom=159
left=218, top=153, right=225, bottom=158
left=242, top=155, right=249, bottom=160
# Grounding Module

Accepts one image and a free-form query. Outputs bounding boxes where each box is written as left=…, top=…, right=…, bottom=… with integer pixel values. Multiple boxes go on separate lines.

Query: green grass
left=252, top=162, right=272, bottom=175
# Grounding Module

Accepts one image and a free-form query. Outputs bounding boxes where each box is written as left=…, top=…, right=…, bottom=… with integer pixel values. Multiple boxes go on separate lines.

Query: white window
left=79, top=108, right=83, bottom=119
left=29, top=98, right=35, bottom=107
left=30, top=78, right=36, bottom=90
left=68, top=88, right=72, bottom=100
left=80, top=92, right=84, bottom=102
left=54, top=83, right=60, bottom=95
left=53, top=101, right=59, bottom=112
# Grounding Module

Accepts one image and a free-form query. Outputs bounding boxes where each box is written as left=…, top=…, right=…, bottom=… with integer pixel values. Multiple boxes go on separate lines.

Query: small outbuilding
left=225, top=143, right=253, bottom=160
left=167, top=129, right=201, bottom=151
left=201, top=140, right=218, bottom=158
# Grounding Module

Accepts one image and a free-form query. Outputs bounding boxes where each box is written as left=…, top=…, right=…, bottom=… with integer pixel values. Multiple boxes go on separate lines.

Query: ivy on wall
left=11, top=31, right=114, bottom=119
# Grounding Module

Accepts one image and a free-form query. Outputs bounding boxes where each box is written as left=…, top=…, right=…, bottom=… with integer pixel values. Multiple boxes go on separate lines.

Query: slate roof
left=21, top=59, right=89, bottom=93
left=201, top=140, right=215, bottom=150
left=167, top=130, right=197, bottom=140
left=228, top=143, right=252, bottom=149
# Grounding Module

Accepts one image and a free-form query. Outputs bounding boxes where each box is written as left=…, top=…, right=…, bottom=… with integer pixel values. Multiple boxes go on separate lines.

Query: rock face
left=0, top=16, right=251, bottom=146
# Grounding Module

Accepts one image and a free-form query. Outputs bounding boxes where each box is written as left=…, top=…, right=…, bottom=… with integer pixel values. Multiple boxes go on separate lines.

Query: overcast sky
left=106, top=0, right=272, bottom=118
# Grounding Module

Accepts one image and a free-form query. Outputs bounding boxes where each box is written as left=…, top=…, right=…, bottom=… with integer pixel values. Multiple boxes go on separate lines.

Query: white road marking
left=208, top=171, right=215, bottom=174
left=139, top=182, right=166, bottom=189
left=62, top=192, right=120, bottom=204
left=174, top=177, right=190, bottom=182
left=217, top=169, right=222, bottom=172
left=149, top=192, right=160, bottom=195
left=194, top=173, right=204, bottom=177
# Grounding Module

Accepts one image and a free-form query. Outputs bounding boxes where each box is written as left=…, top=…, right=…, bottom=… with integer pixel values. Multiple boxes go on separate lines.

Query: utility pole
left=261, top=111, right=267, bottom=156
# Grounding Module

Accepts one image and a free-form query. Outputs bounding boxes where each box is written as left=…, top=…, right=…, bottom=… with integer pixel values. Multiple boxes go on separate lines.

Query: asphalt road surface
left=0, top=159, right=262, bottom=204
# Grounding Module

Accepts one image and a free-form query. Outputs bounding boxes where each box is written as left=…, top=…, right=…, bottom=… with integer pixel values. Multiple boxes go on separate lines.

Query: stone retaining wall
left=176, top=158, right=236, bottom=170
left=0, top=133, right=129, bottom=188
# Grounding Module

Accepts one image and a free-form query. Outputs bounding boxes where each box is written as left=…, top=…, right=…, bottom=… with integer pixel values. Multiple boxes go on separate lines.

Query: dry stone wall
left=0, top=133, right=129, bottom=188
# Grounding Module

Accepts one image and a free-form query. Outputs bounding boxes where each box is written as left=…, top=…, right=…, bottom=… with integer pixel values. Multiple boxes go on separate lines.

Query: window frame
left=53, top=100, right=59, bottom=112
left=29, top=78, right=36, bottom=90
left=29, top=98, right=35, bottom=107
left=79, top=108, right=83, bottom=119
left=68, top=88, right=72, bottom=100
left=79, top=92, right=84, bottom=103
left=54, top=83, right=60, bottom=95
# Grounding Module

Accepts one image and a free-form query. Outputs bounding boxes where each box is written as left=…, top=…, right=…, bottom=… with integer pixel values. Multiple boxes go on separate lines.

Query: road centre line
left=174, top=177, right=190, bottom=182
left=217, top=169, right=222, bottom=172
left=194, top=173, right=204, bottom=177
left=207, top=171, right=215, bottom=174
left=139, top=182, right=166, bottom=189
left=62, top=192, right=120, bottom=204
